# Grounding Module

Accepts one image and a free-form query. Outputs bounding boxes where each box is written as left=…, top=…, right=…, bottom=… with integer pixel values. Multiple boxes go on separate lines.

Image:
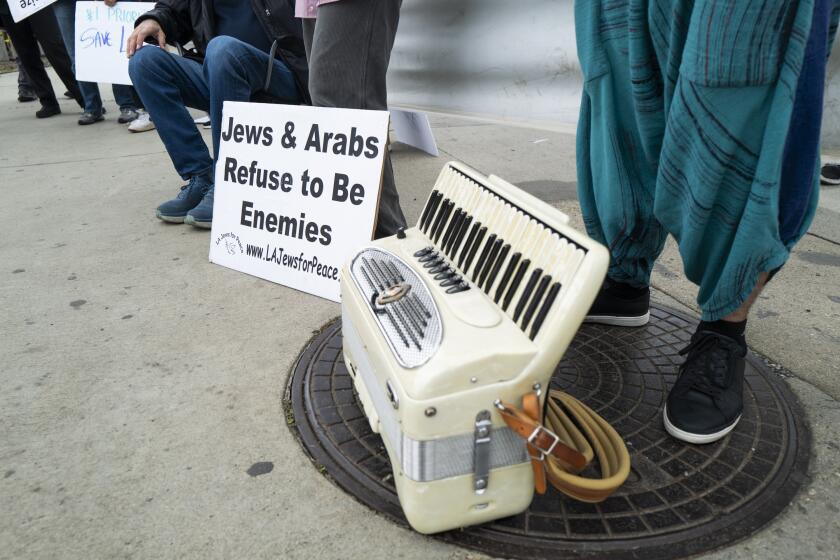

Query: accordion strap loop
left=495, top=389, right=630, bottom=502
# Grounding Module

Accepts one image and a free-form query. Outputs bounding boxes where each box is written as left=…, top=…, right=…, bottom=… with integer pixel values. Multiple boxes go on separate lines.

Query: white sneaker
left=193, top=114, right=210, bottom=125
left=128, top=110, right=156, bottom=133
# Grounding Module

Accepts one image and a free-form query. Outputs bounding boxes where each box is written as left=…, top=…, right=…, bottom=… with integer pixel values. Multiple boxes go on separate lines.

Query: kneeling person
left=127, top=0, right=308, bottom=228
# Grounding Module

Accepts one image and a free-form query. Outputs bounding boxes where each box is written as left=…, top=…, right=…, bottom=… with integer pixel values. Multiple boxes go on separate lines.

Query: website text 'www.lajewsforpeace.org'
left=245, top=243, right=340, bottom=281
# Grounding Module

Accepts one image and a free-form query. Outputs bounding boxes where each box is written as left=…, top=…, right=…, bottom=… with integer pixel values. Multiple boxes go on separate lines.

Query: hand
left=126, top=19, right=166, bottom=57
left=104, top=0, right=117, bottom=6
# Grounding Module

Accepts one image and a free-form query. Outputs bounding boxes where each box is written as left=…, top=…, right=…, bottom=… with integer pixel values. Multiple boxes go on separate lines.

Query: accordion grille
left=349, top=248, right=443, bottom=369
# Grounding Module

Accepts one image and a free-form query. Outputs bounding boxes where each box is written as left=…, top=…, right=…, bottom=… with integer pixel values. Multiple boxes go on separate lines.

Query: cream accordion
left=340, top=162, right=609, bottom=533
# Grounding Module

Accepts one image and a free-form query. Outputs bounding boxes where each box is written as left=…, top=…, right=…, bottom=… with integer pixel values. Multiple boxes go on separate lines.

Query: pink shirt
left=295, top=0, right=342, bottom=19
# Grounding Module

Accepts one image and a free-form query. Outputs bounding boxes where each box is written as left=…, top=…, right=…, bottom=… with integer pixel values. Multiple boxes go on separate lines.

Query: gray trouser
left=302, top=0, right=407, bottom=239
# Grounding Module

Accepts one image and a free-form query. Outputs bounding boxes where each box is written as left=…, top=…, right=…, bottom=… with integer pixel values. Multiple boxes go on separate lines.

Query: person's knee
left=204, top=36, right=246, bottom=76
left=128, top=46, right=169, bottom=82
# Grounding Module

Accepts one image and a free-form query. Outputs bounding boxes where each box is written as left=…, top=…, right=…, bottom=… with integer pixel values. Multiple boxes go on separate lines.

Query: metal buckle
left=527, top=425, right=560, bottom=456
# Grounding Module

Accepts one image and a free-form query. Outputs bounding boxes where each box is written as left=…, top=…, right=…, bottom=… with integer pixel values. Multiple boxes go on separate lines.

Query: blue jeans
left=128, top=36, right=300, bottom=180
left=52, top=0, right=139, bottom=114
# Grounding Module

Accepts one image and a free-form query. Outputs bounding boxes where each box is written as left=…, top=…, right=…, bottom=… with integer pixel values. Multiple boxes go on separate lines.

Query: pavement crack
left=0, top=151, right=169, bottom=170
left=806, top=231, right=840, bottom=247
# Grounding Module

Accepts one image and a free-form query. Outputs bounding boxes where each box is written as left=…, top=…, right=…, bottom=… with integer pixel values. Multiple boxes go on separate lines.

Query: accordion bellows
left=341, top=162, right=609, bottom=533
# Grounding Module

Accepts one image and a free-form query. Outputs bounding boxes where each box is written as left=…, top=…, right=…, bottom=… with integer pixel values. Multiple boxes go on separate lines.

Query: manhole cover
left=287, top=305, right=810, bottom=559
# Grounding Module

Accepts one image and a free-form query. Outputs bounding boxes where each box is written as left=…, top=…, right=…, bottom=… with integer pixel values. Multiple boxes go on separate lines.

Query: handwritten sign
left=209, top=102, right=389, bottom=303
left=5, top=0, right=57, bottom=23
left=74, top=1, right=155, bottom=85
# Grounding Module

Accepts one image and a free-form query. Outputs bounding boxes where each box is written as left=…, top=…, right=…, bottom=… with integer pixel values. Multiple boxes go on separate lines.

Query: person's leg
left=51, top=0, right=76, bottom=56
left=576, top=2, right=666, bottom=326
left=203, top=35, right=300, bottom=160
left=183, top=35, right=302, bottom=228
left=0, top=14, right=61, bottom=115
left=651, top=0, right=836, bottom=443
left=128, top=47, right=213, bottom=222
left=16, top=65, right=36, bottom=102
left=113, top=85, right=143, bottom=110
left=27, top=7, right=84, bottom=109
left=129, top=47, right=212, bottom=179
left=52, top=0, right=105, bottom=119
left=647, top=0, right=835, bottom=324
left=305, top=0, right=407, bottom=238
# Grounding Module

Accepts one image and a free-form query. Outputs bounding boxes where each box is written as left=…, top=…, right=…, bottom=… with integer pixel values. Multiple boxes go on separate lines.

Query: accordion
left=340, top=162, right=609, bottom=533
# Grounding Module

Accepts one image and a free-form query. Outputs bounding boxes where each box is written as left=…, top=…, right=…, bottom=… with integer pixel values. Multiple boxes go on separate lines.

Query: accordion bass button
left=444, top=281, right=470, bottom=294
left=440, top=275, right=461, bottom=287
left=413, top=246, right=433, bottom=258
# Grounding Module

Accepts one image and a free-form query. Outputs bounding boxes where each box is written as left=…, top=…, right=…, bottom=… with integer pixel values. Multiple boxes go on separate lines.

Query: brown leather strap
left=521, top=393, right=547, bottom=494
left=496, top=389, right=630, bottom=502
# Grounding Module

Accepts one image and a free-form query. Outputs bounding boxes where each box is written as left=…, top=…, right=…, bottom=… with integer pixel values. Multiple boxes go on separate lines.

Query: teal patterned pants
left=576, top=0, right=839, bottom=320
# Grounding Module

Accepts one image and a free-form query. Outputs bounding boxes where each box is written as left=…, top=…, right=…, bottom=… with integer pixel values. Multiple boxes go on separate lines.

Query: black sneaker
left=664, top=331, right=746, bottom=444
left=584, top=278, right=650, bottom=327
left=820, top=164, right=840, bottom=185
left=35, top=104, right=61, bottom=119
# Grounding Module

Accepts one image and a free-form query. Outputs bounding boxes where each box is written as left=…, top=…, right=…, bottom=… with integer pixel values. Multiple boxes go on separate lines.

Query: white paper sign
left=390, top=108, right=439, bottom=156
left=6, top=0, right=57, bottom=23
left=209, top=102, right=389, bottom=303
left=74, top=1, right=155, bottom=85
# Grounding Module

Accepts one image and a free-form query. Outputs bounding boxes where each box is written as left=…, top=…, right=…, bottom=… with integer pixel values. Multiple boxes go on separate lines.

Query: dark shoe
left=63, top=90, right=74, bottom=99
left=664, top=331, right=746, bottom=444
left=118, top=108, right=139, bottom=124
left=78, top=111, right=105, bottom=125
left=820, top=163, right=840, bottom=185
left=36, top=105, right=61, bottom=119
left=184, top=186, right=214, bottom=229
left=18, top=90, right=36, bottom=103
left=584, top=278, right=650, bottom=326
left=156, top=176, right=213, bottom=223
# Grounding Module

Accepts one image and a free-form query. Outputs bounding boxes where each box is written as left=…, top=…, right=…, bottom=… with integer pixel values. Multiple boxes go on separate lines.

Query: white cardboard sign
left=390, top=109, right=439, bottom=156
left=6, top=0, right=57, bottom=23
left=209, top=102, right=389, bottom=303
left=74, top=1, right=155, bottom=85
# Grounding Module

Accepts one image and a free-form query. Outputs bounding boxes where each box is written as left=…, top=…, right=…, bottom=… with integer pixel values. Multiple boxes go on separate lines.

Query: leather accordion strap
left=495, top=389, right=630, bottom=502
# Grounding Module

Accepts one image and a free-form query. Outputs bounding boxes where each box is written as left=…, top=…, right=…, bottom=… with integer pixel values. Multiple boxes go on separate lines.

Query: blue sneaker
left=184, top=185, right=214, bottom=229
left=156, top=176, right=212, bottom=223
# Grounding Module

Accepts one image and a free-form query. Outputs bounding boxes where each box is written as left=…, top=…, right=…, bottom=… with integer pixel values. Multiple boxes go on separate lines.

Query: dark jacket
left=136, top=0, right=309, bottom=103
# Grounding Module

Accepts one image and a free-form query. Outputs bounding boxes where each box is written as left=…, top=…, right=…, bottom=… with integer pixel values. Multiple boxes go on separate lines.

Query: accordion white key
left=340, top=162, right=609, bottom=533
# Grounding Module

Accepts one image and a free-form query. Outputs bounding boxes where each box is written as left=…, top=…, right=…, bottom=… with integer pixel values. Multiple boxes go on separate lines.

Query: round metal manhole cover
left=287, top=305, right=810, bottom=559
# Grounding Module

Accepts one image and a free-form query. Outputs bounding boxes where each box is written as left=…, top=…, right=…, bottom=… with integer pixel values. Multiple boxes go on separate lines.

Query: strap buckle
left=527, top=425, right=560, bottom=457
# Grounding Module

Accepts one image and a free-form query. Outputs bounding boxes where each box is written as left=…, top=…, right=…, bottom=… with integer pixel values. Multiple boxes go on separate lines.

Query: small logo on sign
left=215, top=232, right=244, bottom=255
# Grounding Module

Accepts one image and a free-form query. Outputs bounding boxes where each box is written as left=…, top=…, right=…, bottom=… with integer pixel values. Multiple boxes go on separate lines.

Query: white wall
left=389, top=0, right=840, bottom=146
left=388, top=0, right=580, bottom=132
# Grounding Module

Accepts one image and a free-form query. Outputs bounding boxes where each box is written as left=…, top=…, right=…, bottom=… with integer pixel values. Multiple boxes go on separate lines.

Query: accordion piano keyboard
left=415, top=165, right=587, bottom=340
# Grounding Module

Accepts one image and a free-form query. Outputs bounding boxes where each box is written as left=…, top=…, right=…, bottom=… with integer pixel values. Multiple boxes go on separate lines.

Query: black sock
left=698, top=319, right=747, bottom=347
left=606, top=278, right=649, bottom=299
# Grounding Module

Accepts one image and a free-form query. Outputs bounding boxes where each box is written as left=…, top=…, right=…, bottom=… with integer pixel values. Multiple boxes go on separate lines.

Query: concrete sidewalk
left=1, top=70, right=839, bottom=560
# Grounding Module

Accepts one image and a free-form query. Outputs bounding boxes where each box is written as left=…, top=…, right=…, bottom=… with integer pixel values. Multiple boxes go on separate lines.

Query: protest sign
left=6, top=0, right=57, bottom=23
left=390, top=109, right=439, bottom=156
left=209, top=102, right=390, bottom=303
left=74, top=1, right=155, bottom=85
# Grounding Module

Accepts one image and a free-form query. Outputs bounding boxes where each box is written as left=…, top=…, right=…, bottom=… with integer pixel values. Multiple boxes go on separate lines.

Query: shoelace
left=177, top=178, right=209, bottom=200
left=676, top=332, right=742, bottom=398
